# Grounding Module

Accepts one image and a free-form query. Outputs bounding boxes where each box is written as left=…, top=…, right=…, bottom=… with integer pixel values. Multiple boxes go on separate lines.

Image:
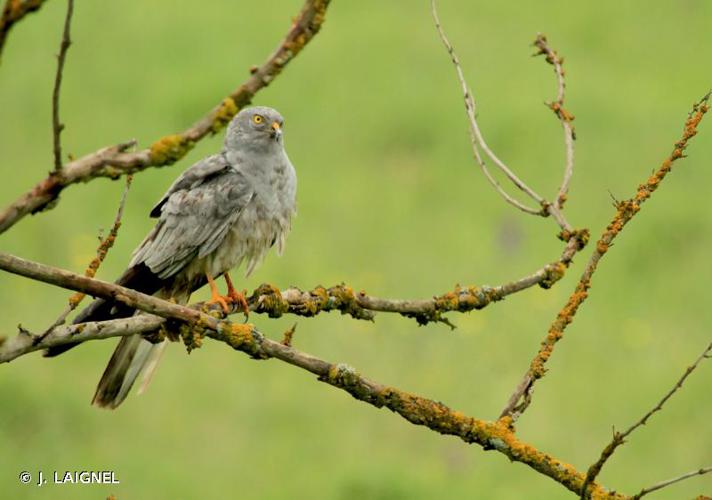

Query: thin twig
left=0, top=0, right=47, bottom=60
left=42, top=175, right=133, bottom=335
left=51, top=0, right=74, bottom=171
left=0, top=0, right=332, bottom=234
left=500, top=93, right=710, bottom=421
left=532, top=34, right=576, bottom=210
left=631, top=466, right=712, bottom=499
left=580, top=339, right=712, bottom=498
left=430, top=0, right=546, bottom=216
left=0, top=252, right=625, bottom=499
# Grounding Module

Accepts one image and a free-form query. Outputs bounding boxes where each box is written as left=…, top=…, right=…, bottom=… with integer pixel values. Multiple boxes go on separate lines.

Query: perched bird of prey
left=45, top=106, right=297, bottom=409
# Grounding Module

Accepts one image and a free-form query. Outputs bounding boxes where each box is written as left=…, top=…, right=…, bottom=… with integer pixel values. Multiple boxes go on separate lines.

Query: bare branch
left=632, top=466, right=712, bottom=499
left=0, top=0, right=47, bottom=60
left=431, top=0, right=575, bottom=233
left=0, top=0, right=332, bottom=234
left=579, top=339, right=712, bottom=498
left=500, top=93, right=710, bottom=420
left=532, top=34, right=576, bottom=210
left=42, top=175, right=133, bottom=335
left=430, top=0, right=544, bottom=214
left=51, top=0, right=73, bottom=171
left=0, top=254, right=625, bottom=499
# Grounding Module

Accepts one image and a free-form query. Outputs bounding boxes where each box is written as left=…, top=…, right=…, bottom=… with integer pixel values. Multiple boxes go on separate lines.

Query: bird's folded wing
left=131, top=159, right=253, bottom=279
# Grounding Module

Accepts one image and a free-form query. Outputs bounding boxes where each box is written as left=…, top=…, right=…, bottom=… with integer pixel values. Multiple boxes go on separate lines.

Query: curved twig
left=0, top=0, right=332, bottom=234
left=532, top=34, right=576, bottom=210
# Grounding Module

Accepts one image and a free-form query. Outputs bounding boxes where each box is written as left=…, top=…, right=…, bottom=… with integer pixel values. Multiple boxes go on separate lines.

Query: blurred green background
left=1, top=1, right=711, bottom=498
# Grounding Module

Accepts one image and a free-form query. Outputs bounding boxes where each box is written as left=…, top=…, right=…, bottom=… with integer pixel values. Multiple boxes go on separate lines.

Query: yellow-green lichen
left=149, top=134, right=195, bottom=166
left=211, top=97, right=238, bottom=134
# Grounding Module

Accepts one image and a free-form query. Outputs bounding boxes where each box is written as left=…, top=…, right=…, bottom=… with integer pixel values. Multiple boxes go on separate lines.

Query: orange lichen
left=521, top=94, right=709, bottom=391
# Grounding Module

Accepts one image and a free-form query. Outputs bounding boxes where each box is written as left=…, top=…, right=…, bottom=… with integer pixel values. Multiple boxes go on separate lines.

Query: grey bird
left=45, top=106, right=297, bottom=409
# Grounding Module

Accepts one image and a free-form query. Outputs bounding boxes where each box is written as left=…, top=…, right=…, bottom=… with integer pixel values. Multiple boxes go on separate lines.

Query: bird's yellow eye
left=252, top=114, right=264, bottom=124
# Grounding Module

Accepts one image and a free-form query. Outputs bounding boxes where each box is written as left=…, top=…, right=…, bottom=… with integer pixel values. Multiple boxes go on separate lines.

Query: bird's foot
left=227, top=289, right=250, bottom=319
left=206, top=292, right=230, bottom=314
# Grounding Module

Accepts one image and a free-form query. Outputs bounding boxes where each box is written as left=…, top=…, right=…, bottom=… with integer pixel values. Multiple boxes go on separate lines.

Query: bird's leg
left=205, top=273, right=230, bottom=314
left=224, top=273, right=249, bottom=318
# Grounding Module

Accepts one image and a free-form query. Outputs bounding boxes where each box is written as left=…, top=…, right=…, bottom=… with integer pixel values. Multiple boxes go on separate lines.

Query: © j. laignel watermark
left=19, top=470, right=120, bottom=487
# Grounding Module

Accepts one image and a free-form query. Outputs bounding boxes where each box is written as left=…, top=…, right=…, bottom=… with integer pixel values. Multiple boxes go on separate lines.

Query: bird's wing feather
left=131, top=154, right=253, bottom=279
left=149, top=153, right=234, bottom=218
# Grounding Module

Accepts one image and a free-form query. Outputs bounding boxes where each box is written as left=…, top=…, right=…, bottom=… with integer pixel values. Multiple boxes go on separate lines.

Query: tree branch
left=500, top=92, right=710, bottom=420
left=51, top=0, right=73, bottom=171
left=42, top=175, right=132, bottom=335
left=0, top=253, right=627, bottom=499
left=532, top=34, right=576, bottom=210
left=0, top=0, right=47, bottom=60
left=0, top=0, right=332, bottom=234
left=579, top=339, right=712, bottom=498
left=631, top=466, right=712, bottom=499
left=0, top=225, right=586, bottom=364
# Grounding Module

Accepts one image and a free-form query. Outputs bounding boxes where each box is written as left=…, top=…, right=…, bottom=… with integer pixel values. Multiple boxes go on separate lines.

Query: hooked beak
left=271, top=121, right=282, bottom=140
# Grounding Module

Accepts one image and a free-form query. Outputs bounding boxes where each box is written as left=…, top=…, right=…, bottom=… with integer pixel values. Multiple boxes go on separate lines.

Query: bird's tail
left=91, top=333, right=166, bottom=409
left=91, top=287, right=190, bottom=409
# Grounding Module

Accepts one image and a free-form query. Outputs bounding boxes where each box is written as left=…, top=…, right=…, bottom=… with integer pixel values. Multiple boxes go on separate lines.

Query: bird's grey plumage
left=86, top=106, right=296, bottom=408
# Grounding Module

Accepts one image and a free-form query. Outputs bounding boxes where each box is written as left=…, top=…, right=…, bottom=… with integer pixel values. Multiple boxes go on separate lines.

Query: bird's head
left=224, top=106, right=285, bottom=153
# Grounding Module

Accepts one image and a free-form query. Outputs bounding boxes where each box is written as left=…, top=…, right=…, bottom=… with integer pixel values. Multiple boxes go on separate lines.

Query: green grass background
left=1, top=1, right=711, bottom=498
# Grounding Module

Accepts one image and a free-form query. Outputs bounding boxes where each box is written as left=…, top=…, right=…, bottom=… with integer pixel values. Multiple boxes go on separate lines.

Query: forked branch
left=431, top=0, right=574, bottom=232
left=0, top=252, right=624, bottom=499
left=500, top=93, right=710, bottom=421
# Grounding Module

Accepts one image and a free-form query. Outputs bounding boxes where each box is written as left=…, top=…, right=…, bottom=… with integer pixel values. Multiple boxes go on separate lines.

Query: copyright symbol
left=19, top=471, right=31, bottom=484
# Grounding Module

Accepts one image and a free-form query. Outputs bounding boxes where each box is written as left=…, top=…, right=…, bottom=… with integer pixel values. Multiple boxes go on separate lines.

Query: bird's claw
left=228, top=289, right=250, bottom=319
left=206, top=294, right=230, bottom=314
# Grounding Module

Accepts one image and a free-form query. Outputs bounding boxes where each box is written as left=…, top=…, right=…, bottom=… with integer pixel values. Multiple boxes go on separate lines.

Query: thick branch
left=0, top=254, right=625, bottom=499
left=0, top=0, right=331, bottom=234
left=580, top=339, right=712, bottom=498
left=0, top=0, right=47, bottom=59
left=0, top=226, right=587, bottom=363
left=500, top=93, right=710, bottom=420
left=51, top=0, right=73, bottom=171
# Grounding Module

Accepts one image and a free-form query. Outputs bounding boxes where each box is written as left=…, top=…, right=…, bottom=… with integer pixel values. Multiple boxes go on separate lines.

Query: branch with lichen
left=41, top=175, right=132, bottom=336
left=0, top=252, right=629, bottom=499
left=500, top=92, right=710, bottom=421
left=0, top=233, right=586, bottom=361
left=579, top=338, right=712, bottom=499
left=431, top=0, right=573, bottom=232
left=0, top=0, right=331, bottom=234
left=248, top=233, right=585, bottom=327
left=532, top=33, right=576, bottom=209
left=0, top=0, right=47, bottom=59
